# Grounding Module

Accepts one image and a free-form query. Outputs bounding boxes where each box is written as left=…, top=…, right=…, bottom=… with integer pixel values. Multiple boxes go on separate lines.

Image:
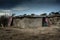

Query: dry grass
left=0, top=26, right=60, bottom=40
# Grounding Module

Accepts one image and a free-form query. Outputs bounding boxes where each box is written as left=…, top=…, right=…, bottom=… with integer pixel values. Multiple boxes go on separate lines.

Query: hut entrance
left=42, top=17, right=48, bottom=27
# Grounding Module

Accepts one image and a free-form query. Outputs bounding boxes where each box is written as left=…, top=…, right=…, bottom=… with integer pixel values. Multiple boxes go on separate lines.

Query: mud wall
left=13, top=18, right=42, bottom=28
left=49, top=17, right=60, bottom=26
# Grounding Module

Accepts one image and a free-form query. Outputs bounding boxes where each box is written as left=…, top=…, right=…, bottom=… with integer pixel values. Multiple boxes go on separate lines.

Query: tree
left=31, top=13, right=35, bottom=16
left=40, top=13, right=47, bottom=16
left=55, top=12, right=59, bottom=14
left=23, top=14, right=27, bottom=16
left=49, top=12, right=55, bottom=16
left=12, top=14, right=15, bottom=17
left=49, top=12, right=60, bottom=16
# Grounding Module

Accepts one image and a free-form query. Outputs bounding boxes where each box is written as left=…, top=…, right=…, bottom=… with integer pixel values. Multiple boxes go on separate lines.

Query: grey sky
left=0, top=0, right=60, bottom=15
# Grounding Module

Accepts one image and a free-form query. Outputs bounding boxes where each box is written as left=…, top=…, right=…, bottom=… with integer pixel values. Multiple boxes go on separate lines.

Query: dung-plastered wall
left=13, top=18, right=42, bottom=28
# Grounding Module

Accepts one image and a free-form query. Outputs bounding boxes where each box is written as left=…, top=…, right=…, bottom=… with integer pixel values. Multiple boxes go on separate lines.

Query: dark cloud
left=0, top=0, right=22, bottom=9
left=0, top=0, right=60, bottom=9
left=56, top=0, right=60, bottom=4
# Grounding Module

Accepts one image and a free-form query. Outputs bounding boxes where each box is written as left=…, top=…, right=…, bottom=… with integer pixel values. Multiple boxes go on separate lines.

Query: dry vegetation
left=0, top=26, right=60, bottom=40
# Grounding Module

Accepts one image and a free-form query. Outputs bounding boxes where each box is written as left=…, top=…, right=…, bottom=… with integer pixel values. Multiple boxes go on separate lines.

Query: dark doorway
left=42, top=17, right=48, bottom=27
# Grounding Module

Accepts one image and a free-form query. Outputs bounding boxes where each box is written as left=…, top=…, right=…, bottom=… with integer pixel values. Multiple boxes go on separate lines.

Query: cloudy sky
left=0, top=0, right=60, bottom=15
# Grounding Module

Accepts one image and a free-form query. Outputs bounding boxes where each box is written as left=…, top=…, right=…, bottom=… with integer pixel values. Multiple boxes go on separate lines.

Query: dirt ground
left=0, top=26, right=60, bottom=40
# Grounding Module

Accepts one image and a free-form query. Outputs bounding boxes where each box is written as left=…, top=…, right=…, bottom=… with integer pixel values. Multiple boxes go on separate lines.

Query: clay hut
left=12, top=14, right=50, bottom=28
